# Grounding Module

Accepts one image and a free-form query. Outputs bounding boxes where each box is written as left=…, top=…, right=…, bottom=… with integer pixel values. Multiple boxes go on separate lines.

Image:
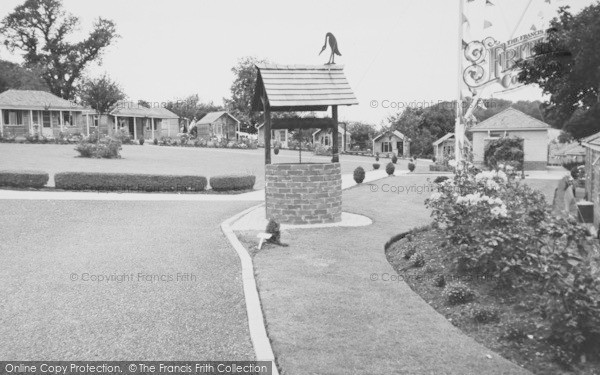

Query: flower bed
left=386, top=163, right=600, bottom=372
left=158, top=134, right=257, bottom=149
left=0, top=170, right=49, bottom=189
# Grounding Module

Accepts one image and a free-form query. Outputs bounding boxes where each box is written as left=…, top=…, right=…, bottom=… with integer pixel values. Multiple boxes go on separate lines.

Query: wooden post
left=29, top=110, right=33, bottom=135
left=262, top=96, right=271, bottom=165
left=0, top=109, right=4, bottom=136
left=151, top=118, right=155, bottom=140
left=344, top=122, right=348, bottom=152
left=86, top=114, right=90, bottom=135
left=59, top=110, right=64, bottom=132
left=332, top=105, right=339, bottom=163
left=133, top=117, right=138, bottom=140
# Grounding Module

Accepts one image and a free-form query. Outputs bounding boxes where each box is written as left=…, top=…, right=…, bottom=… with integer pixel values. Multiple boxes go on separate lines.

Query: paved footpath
left=0, top=200, right=256, bottom=359
left=246, top=175, right=531, bottom=375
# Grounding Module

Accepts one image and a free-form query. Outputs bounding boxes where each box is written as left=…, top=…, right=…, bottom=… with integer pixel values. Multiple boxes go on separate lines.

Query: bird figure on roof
left=319, top=32, right=341, bottom=64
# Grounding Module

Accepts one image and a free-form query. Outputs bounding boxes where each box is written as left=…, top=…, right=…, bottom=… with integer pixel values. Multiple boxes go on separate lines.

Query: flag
left=484, top=20, right=493, bottom=29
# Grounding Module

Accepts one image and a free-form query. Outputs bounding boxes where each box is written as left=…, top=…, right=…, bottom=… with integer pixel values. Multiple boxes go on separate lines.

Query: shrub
left=114, top=130, right=132, bottom=144
left=54, top=172, right=207, bottom=192
left=209, top=175, right=256, bottom=191
left=274, top=146, right=280, bottom=155
left=443, top=282, right=476, bottom=305
left=375, top=156, right=379, bottom=162
left=433, top=274, right=446, bottom=288
left=353, top=166, right=365, bottom=183
left=501, top=323, right=528, bottom=342
left=392, top=154, right=398, bottom=164
left=75, top=136, right=122, bottom=159
left=139, top=137, right=145, bottom=145
left=0, top=170, right=49, bottom=188
left=470, top=305, right=500, bottom=324
left=429, top=164, right=453, bottom=172
left=153, top=138, right=158, bottom=145
left=408, top=162, right=416, bottom=172
left=386, top=162, right=395, bottom=176
left=561, top=161, right=583, bottom=171
left=432, top=156, right=436, bottom=163
left=412, top=252, right=425, bottom=267
left=373, top=163, right=380, bottom=170
left=484, top=137, right=524, bottom=170
left=433, top=175, right=449, bottom=184
left=314, top=144, right=331, bottom=156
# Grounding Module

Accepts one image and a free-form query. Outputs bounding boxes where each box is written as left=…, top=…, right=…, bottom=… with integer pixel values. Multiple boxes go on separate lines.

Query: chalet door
left=128, top=118, right=135, bottom=135
left=397, top=141, right=403, bottom=156
left=41, top=111, right=53, bottom=137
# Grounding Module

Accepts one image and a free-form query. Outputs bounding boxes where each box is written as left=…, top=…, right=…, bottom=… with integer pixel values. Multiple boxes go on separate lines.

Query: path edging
left=220, top=204, right=280, bottom=375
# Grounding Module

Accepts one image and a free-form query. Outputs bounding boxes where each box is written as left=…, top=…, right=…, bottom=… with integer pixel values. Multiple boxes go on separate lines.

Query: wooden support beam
left=151, top=118, right=155, bottom=140
left=271, top=117, right=335, bottom=130
left=86, top=114, right=90, bottom=136
left=332, top=106, right=339, bottom=163
left=262, top=95, right=271, bottom=165
left=133, top=117, right=137, bottom=140
left=0, top=109, right=3, bottom=136
left=59, top=110, right=64, bottom=132
left=29, top=110, right=33, bottom=135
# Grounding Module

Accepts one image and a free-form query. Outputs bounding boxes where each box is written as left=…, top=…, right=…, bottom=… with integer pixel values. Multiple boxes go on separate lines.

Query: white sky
left=0, top=0, right=596, bottom=127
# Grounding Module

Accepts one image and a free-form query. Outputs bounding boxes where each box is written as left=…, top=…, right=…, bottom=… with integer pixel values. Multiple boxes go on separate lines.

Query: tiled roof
left=252, top=64, right=358, bottom=111
left=0, top=89, right=83, bottom=110
left=312, top=126, right=352, bottom=136
left=469, top=108, right=550, bottom=131
left=197, top=111, right=239, bottom=125
left=110, top=101, right=179, bottom=119
left=582, top=131, right=600, bottom=151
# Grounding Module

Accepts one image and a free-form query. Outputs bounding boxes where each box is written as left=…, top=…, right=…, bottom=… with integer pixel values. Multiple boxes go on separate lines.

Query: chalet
left=372, top=130, right=410, bottom=157
left=0, top=89, right=87, bottom=138
left=432, top=133, right=472, bottom=163
left=256, top=122, right=289, bottom=148
left=106, top=101, right=179, bottom=140
left=195, top=111, right=240, bottom=140
left=312, top=125, right=352, bottom=151
left=469, top=108, right=550, bottom=170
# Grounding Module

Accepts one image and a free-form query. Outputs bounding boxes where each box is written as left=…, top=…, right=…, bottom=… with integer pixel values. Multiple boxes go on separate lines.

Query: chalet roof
left=582, top=132, right=600, bottom=152
left=197, top=111, right=239, bottom=125
left=0, top=89, right=84, bottom=111
left=433, top=133, right=455, bottom=146
left=111, top=101, right=179, bottom=119
left=252, top=64, right=358, bottom=112
left=469, top=108, right=550, bottom=132
left=373, top=130, right=406, bottom=142
left=312, top=126, right=352, bottom=136
left=555, top=142, right=586, bottom=156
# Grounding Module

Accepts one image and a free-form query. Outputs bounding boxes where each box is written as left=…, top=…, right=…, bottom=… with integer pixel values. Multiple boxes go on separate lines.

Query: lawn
left=0, top=143, right=432, bottom=189
left=236, top=175, right=529, bottom=375
left=0, top=199, right=257, bottom=359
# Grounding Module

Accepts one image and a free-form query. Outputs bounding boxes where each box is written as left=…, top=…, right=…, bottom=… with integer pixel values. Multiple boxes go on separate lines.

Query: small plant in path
left=353, top=166, right=365, bottom=183
left=412, top=251, right=425, bottom=267
left=153, top=138, right=158, bottom=145
left=274, top=146, right=280, bottom=155
left=470, top=305, right=500, bottom=324
left=392, top=154, right=398, bottom=164
left=433, top=274, right=446, bottom=287
left=443, top=282, right=476, bottom=305
left=373, top=163, right=380, bottom=170
left=266, top=219, right=288, bottom=247
left=408, top=161, right=415, bottom=172
left=139, top=137, right=145, bottom=145
left=403, top=244, right=416, bottom=260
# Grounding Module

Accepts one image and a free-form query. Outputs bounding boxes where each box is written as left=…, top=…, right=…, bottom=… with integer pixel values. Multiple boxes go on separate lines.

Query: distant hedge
left=55, top=172, right=207, bottom=192
left=0, top=170, right=49, bottom=188
left=209, top=175, right=256, bottom=191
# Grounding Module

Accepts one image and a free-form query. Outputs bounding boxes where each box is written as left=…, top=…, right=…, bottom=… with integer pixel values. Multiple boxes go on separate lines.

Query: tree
left=0, top=59, right=48, bottom=92
left=165, top=94, right=223, bottom=129
left=347, top=122, right=377, bottom=150
left=80, top=75, right=125, bottom=139
left=224, top=56, right=270, bottom=133
left=0, top=0, right=119, bottom=100
left=517, top=4, right=600, bottom=139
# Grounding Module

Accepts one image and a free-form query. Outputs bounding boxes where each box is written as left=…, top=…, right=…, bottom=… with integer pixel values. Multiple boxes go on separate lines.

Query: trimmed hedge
left=209, top=175, right=256, bottom=191
left=0, top=170, right=49, bottom=188
left=55, top=172, right=207, bottom=192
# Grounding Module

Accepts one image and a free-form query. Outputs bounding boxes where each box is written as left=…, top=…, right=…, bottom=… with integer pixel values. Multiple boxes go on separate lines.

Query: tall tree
left=224, top=56, right=270, bottom=133
left=0, top=59, right=48, bottom=92
left=517, top=4, right=600, bottom=139
left=0, top=0, right=119, bottom=100
left=347, top=122, right=377, bottom=150
left=165, top=94, right=223, bottom=122
left=80, top=75, right=125, bottom=141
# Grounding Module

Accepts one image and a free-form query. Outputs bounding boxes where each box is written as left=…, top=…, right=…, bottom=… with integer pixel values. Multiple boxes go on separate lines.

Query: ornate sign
left=463, top=30, right=546, bottom=90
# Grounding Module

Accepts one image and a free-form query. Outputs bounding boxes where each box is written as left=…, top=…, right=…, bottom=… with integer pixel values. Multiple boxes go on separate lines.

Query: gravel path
left=0, top=200, right=256, bottom=360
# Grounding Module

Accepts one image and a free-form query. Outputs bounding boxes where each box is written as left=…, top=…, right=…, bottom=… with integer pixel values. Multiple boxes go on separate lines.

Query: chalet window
left=5, top=110, right=23, bottom=125
left=153, top=119, right=161, bottom=130
left=279, top=131, right=286, bottom=142
left=214, top=123, right=222, bottom=136
left=382, top=142, right=392, bottom=153
left=63, top=112, right=73, bottom=126
left=489, top=131, right=505, bottom=138
left=92, top=116, right=99, bottom=128
left=32, top=111, right=39, bottom=125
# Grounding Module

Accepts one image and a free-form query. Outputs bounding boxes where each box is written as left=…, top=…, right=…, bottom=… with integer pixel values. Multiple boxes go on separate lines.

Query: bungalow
left=256, top=122, right=289, bottom=148
left=469, top=108, right=550, bottom=170
left=312, top=125, right=352, bottom=151
left=195, top=111, right=240, bottom=140
left=107, top=101, right=179, bottom=140
left=432, top=133, right=472, bottom=163
left=582, top=132, right=600, bottom=227
left=372, top=130, right=411, bottom=157
left=0, top=89, right=87, bottom=138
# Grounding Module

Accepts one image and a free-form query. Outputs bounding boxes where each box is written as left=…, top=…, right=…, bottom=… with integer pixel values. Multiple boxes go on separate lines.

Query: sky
left=0, top=0, right=596, bottom=127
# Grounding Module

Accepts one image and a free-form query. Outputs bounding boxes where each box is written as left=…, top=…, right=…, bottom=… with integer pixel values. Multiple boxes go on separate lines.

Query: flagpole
left=455, top=0, right=465, bottom=164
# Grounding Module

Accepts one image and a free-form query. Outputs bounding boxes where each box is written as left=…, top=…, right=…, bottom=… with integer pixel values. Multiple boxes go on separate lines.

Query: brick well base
left=265, top=163, right=342, bottom=224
